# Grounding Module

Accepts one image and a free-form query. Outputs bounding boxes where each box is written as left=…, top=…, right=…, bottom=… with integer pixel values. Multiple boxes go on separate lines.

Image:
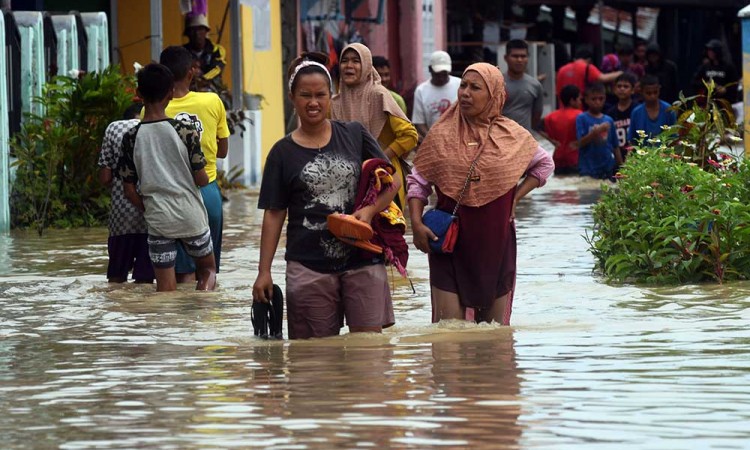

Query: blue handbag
left=421, top=142, right=485, bottom=254
left=422, top=209, right=458, bottom=254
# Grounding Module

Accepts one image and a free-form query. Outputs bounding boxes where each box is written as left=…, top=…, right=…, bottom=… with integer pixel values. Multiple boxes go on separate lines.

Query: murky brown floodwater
left=1, top=175, right=749, bottom=449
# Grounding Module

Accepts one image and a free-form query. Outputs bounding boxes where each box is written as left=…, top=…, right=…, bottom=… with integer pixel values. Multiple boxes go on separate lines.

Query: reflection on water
left=1, top=175, right=749, bottom=448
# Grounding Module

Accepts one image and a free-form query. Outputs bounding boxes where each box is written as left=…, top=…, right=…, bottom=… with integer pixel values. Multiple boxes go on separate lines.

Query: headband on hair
left=288, top=61, right=333, bottom=92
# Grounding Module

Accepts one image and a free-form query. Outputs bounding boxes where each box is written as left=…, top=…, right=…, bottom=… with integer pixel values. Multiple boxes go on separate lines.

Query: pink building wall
left=436, top=0, right=447, bottom=52
left=294, top=0, right=447, bottom=98
left=399, top=1, right=422, bottom=92
left=399, top=0, right=447, bottom=93
left=351, top=0, right=389, bottom=56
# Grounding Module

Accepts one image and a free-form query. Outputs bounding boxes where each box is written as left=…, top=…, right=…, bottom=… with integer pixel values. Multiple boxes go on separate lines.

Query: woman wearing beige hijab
left=407, top=63, right=554, bottom=325
left=331, top=43, right=418, bottom=210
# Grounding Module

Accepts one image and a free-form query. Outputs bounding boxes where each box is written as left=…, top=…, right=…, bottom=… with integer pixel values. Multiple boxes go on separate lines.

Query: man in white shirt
left=503, top=39, right=544, bottom=132
left=412, top=50, right=462, bottom=138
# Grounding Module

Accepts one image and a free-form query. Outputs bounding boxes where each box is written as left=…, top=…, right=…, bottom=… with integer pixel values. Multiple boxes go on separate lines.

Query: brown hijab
left=331, top=43, right=410, bottom=139
left=413, top=63, right=538, bottom=207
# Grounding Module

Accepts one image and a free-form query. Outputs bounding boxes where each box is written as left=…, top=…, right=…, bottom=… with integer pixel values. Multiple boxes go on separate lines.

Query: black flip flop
left=252, top=284, right=284, bottom=340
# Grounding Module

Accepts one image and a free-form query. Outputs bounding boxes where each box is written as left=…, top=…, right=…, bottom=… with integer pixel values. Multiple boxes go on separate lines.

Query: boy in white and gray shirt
left=118, top=63, right=216, bottom=291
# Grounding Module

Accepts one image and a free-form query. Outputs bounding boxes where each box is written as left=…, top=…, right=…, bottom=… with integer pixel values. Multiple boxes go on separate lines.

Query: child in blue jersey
left=627, top=75, right=676, bottom=144
left=576, top=83, right=622, bottom=179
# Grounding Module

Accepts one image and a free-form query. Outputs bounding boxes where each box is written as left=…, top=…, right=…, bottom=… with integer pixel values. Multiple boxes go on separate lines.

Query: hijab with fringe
left=413, top=62, right=538, bottom=207
left=331, top=43, right=409, bottom=139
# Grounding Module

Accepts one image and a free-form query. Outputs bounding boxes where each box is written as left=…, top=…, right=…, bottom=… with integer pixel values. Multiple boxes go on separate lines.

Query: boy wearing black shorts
left=98, top=103, right=154, bottom=284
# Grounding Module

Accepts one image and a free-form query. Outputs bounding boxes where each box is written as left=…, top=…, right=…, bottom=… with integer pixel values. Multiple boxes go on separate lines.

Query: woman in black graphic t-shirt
left=252, top=53, right=400, bottom=339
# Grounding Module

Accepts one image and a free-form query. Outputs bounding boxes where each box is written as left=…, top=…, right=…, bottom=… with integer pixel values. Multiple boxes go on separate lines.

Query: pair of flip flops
left=252, top=284, right=284, bottom=339
left=327, top=213, right=383, bottom=254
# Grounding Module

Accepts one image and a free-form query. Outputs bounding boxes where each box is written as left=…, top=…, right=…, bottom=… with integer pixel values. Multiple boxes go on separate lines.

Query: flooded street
left=1, top=175, right=749, bottom=449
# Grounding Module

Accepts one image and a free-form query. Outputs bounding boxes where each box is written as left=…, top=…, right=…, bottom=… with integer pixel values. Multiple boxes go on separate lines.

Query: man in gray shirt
left=503, top=39, right=544, bottom=132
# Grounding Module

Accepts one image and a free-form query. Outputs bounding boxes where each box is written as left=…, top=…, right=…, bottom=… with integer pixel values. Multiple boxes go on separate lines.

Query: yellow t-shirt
left=165, top=91, right=230, bottom=182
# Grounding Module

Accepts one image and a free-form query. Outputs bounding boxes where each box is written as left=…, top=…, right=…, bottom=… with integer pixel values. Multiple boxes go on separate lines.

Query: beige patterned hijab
left=331, top=43, right=409, bottom=139
left=414, top=63, right=538, bottom=207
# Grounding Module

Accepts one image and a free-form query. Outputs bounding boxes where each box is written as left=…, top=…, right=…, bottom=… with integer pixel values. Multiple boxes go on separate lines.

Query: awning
left=588, top=5, right=659, bottom=39
left=539, top=5, right=659, bottom=39
left=606, top=0, right=745, bottom=7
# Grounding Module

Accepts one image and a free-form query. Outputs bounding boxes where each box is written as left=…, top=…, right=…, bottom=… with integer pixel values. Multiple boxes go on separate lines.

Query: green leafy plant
left=10, top=66, right=136, bottom=234
left=587, top=139, right=750, bottom=284
left=587, top=79, right=747, bottom=284
left=226, top=109, right=250, bottom=136
left=216, top=165, right=246, bottom=191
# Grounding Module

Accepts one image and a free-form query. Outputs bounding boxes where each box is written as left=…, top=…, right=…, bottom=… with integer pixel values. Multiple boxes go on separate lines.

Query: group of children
left=97, top=46, right=230, bottom=291
left=543, top=74, right=677, bottom=180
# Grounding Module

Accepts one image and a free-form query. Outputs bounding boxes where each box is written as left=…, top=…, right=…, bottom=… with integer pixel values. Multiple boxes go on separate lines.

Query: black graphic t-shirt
left=259, top=121, right=388, bottom=273
left=606, top=102, right=638, bottom=148
left=693, top=61, right=739, bottom=102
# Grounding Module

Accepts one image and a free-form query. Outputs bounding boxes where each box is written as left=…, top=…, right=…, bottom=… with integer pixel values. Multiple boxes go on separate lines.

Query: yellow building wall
left=116, top=0, right=234, bottom=94
left=241, top=2, right=285, bottom=162
left=116, top=0, right=285, bottom=164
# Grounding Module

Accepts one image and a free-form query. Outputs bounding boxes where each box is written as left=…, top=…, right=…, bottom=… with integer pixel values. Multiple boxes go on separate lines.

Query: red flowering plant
left=587, top=123, right=750, bottom=284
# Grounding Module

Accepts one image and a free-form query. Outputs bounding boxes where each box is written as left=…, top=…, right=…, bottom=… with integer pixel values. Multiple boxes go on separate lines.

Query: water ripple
left=1, top=179, right=749, bottom=448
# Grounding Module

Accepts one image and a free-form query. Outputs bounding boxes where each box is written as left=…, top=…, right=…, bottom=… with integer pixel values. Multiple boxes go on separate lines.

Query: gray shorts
left=285, top=261, right=395, bottom=339
left=147, top=230, right=213, bottom=269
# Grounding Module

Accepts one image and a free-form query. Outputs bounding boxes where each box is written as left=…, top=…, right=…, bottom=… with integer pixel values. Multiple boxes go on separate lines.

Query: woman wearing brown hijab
left=407, top=63, right=554, bottom=325
left=331, top=43, right=418, bottom=210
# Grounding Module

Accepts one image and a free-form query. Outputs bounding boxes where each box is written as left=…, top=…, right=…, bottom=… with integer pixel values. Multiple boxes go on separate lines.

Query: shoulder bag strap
left=451, top=128, right=491, bottom=216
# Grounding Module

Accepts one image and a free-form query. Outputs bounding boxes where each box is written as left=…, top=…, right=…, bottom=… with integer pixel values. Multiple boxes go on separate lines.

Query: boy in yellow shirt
left=159, top=46, right=230, bottom=282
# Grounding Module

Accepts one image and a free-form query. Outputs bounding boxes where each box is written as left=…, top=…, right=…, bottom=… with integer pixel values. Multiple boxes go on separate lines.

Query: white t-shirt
left=411, top=75, right=462, bottom=129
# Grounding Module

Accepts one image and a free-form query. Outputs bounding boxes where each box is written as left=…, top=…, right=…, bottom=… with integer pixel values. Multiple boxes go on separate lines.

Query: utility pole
left=149, top=0, right=162, bottom=63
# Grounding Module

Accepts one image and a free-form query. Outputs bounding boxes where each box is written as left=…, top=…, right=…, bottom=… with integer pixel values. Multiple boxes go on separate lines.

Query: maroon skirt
left=429, top=187, right=516, bottom=311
